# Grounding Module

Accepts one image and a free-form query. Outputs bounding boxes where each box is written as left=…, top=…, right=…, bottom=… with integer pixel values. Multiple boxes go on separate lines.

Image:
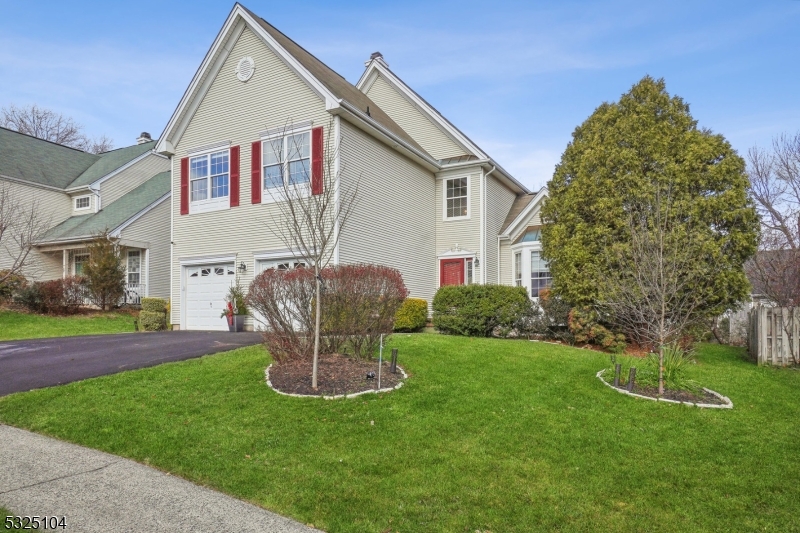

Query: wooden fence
left=748, top=305, right=799, bottom=366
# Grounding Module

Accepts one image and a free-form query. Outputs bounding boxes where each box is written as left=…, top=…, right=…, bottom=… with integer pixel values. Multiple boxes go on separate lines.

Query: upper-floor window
left=263, top=132, right=310, bottom=191
left=445, top=177, right=468, bottom=219
left=190, top=150, right=229, bottom=205
left=530, top=250, right=552, bottom=298
left=74, top=196, right=91, bottom=210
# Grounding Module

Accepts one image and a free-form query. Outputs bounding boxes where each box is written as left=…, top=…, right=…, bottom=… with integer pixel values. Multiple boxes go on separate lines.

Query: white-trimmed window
left=465, top=258, right=474, bottom=285
left=530, top=250, right=552, bottom=298
left=74, top=196, right=91, bottom=210
left=74, top=253, right=89, bottom=276
left=190, top=149, right=229, bottom=210
left=127, top=250, right=141, bottom=286
left=514, top=252, right=522, bottom=287
left=444, top=177, right=469, bottom=219
left=263, top=131, right=311, bottom=192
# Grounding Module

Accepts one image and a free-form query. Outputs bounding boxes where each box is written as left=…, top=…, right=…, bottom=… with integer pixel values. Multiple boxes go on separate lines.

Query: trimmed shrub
left=526, top=288, right=575, bottom=344
left=139, top=310, right=167, bottom=331
left=568, top=306, right=626, bottom=353
left=321, top=263, right=408, bottom=358
left=14, top=283, right=45, bottom=313
left=432, top=284, right=532, bottom=337
left=247, top=263, right=408, bottom=362
left=0, top=270, right=28, bottom=302
left=394, top=298, right=428, bottom=332
left=61, top=276, right=86, bottom=312
left=141, top=297, right=167, bottom=313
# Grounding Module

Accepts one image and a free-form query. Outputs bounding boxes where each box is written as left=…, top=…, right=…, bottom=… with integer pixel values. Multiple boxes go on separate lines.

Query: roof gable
left=501, top=188, right=548, bottom=239
left=157, top=3, right=426, bottom=157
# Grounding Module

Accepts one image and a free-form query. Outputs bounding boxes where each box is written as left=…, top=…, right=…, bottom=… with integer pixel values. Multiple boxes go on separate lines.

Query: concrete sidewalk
left=0, top=425, right=323, bottom=533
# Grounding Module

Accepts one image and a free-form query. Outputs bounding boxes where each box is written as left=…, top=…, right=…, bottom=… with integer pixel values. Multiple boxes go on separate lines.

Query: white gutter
left=482, top=166, right=496, bottom=285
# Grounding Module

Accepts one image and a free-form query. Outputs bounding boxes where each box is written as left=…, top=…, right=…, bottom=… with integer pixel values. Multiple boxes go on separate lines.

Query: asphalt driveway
left=0, top=331, right=262, bottom=396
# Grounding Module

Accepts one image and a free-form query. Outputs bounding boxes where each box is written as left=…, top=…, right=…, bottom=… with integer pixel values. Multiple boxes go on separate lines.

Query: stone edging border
left=265, top=364, right=408, bottom=400
left=596, top=369, right=733, bottom=409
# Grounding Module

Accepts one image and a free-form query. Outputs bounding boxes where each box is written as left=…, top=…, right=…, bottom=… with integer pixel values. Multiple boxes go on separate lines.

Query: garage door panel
left=184, top=263, right=235, bottom=331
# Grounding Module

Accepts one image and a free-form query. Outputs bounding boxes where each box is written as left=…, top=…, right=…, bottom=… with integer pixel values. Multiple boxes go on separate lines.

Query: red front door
left=440, top=258, right=465, bottom=286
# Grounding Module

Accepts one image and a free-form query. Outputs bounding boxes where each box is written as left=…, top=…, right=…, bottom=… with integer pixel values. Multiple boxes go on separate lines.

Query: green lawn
left=0, top=310, right=136, bottom=341
left=0, top=335, right=798, bottom=532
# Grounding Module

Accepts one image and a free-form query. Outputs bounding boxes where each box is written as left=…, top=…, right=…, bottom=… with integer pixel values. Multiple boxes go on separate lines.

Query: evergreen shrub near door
left=432, top=284, right=531, bottom=337
left=394, top=298, right=428, bottom=332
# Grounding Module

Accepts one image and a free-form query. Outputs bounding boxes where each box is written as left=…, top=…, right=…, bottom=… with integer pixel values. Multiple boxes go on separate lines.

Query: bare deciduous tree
left=262, top=118, right=359, bottom=389
left=597, top=187, right=729, bottom=396
left=747, top=133, right=800, bottom=363
left=0, top=184, right=52, bottom=286
left=1, top=104, right=114, bottom=154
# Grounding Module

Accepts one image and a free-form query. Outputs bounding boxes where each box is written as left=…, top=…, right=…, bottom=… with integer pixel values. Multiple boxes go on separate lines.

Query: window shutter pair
left=179, top=127, right=323, bottom=213
left=179, top=146, right=241, bottom=214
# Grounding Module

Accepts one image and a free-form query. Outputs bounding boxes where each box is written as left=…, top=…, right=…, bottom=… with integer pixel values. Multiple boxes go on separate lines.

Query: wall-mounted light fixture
left=238, top=262, right=247, bottom=273
left=474, top=257, right=480, bottom=269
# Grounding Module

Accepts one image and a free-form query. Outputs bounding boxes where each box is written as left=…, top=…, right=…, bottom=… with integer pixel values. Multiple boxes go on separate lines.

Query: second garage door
left=185, top=263, right=236, bottom=330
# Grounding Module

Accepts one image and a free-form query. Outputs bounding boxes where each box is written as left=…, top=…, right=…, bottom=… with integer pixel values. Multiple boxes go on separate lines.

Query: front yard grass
left=0, top=310, right=135, bottom=341
left=0, top=335, right=798, bottom=532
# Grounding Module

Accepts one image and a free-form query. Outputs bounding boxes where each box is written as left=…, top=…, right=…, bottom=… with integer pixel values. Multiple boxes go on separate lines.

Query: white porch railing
left=123, top=283, right=146, bottom=306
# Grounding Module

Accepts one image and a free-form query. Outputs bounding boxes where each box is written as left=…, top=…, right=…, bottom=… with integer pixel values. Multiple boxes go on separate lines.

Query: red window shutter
left=311, top=126, right=323, bottom=195
left=251, top=141, right=261, bottom=204
left=230, top=145, right=240, bottom=207
left=180, top=157, right=189, bottom=215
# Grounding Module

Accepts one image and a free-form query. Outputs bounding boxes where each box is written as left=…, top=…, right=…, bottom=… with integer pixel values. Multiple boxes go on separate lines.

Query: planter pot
left=227, top=314, right=246, bottom=332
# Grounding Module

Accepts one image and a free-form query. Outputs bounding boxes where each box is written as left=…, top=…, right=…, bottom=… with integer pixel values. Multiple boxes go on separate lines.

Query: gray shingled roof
left=67, top=141, right=157, bottom=189
left=39, top=171, right=170, bottom=243
left=0, top=127, right=99, bottom=189
left=242, top=6, right=429, bottom=156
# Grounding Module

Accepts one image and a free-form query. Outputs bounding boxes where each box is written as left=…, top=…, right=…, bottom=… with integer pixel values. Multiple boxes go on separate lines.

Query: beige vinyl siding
left=170, top=26, right=330, bottom=327
left=338, top=120, right=437, bottom=304
left=485, top=176, right=517, bottom=285
left=119, top=198, right=170, bottom=298
left=364, top=74, right=466, bottom=161
left=436, top=168, right=481, bottom=262
left=0, top=179, right=71, bottom=281
left=100, top=154, right=169, bottom=207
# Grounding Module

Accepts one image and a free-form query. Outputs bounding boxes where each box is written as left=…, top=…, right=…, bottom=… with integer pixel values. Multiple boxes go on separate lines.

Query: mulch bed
left=612, top=383, right=727, bottom=405
left=268, top=353, right=405, bottom=396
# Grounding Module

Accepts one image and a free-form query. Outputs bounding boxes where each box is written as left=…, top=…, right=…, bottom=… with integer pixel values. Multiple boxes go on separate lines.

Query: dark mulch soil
left=612, top=383, right=727, bottom=405
left=268, top=353, right=405, bottom=396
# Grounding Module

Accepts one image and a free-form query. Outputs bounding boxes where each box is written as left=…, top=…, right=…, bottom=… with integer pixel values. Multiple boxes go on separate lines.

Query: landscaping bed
left=1, top=337, right=798, bottom=532
left=267, top=353, right=404, bottom=396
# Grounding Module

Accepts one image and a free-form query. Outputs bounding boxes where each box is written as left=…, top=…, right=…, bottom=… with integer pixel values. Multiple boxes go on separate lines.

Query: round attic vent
left=236, top=56, right=255, bottom=82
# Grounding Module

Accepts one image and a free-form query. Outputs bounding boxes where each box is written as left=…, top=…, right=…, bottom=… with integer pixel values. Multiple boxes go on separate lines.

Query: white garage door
left=185, top=263, right=236, bottom=330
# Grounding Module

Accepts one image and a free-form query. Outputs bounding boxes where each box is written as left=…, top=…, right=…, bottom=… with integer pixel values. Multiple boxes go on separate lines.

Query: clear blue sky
left=1, top=0, right=798, bottom=191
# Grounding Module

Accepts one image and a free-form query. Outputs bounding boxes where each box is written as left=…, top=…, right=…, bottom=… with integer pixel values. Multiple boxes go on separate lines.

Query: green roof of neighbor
left=0, top=127, right=157, bottom=190
left=66, top=140, right=157, bottom=188
left=0, top=127, right=99, bottom=189
left=39, top=171, right=170, bottom=243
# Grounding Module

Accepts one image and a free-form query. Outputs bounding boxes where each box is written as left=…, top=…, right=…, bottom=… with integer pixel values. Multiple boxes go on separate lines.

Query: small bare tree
left=747, top=133, right=800, bottom=363
left=262, top=118, right=359, bottom=389
left=2, top=104, right=114, bottom=154
left=596, top=187, right=730, bottom=396
left=0, top=183, right=52, bottom=286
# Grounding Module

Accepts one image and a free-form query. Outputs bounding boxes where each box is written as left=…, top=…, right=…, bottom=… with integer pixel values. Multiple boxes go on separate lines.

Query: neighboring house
left=156, top=3, right=552, bottom=330
left=0, top=128, right=171, bottom=302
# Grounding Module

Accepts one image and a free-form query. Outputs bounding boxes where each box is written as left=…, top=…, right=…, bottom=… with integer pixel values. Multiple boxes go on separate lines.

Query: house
left=156, top=3, right=551, bottom=330
left=0, top=127, right=171, bottom=302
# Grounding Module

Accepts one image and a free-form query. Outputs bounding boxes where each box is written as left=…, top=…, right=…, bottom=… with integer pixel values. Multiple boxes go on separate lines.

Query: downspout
left=482, top=166, right=496, bottom=285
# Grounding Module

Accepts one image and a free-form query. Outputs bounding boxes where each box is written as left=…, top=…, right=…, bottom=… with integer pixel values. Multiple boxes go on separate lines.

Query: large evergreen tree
left=541, top=76, right=758, bottom=320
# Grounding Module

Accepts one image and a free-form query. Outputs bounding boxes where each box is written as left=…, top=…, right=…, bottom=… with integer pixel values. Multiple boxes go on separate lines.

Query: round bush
left=139, top=310, right=166, bottom=331
left=394, top=298, right=428, bottom=332
left=141, top=297, right=167, bottom=313
left=432, top=284, right=532, bottom=337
